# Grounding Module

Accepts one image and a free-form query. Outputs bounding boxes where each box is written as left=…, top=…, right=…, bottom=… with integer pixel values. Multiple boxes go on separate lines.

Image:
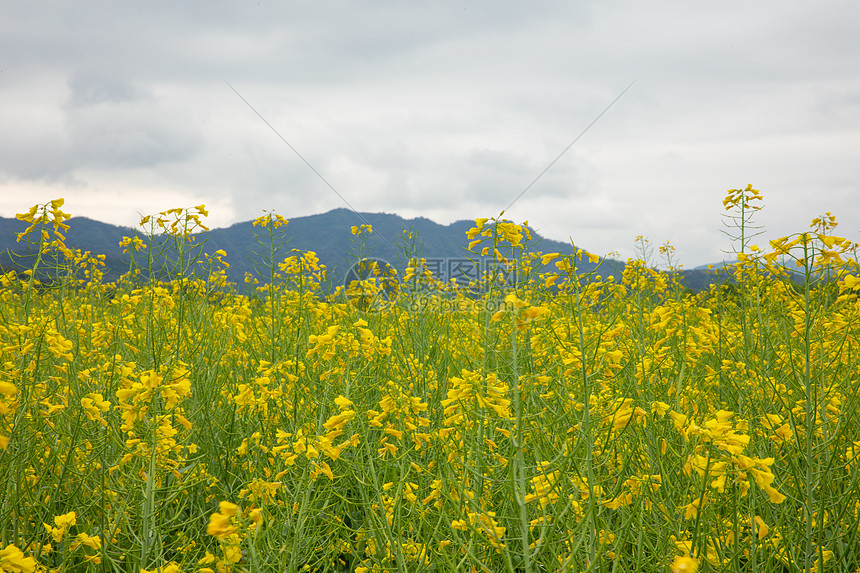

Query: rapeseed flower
left=670, top=555, right=698, bottom=573
left=44, top=511, right=76, bottom=543
left=4, top=193, right=860, bottom=570
left=0, top=544, right=38, bottom=573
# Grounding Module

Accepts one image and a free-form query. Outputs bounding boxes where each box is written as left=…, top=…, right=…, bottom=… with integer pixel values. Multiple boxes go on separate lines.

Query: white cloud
left=1, top=0, right=858, bottom=266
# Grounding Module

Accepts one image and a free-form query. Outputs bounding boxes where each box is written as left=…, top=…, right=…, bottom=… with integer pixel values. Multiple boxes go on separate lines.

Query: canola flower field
left=2, top=188, right=860, bottom=573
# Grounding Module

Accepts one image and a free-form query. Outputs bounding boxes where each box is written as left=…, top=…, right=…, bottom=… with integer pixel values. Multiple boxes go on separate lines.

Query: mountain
left=0, top=209, right=628, bottom=291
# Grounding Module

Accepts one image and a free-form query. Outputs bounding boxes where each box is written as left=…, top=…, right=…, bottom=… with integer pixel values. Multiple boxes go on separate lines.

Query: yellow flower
left=71, top=532, right=101, bottom=550
left=652, top=401, right=671, bottom=417
left=223, top=544, right=243, bottom=564
left=752, top=515, right=769, bottom=539
left=681, top=497, right=705, bottom=520
left=141, top=562, right=181, bottom=573
left=323, top=410, right=356, bottom=431
left=219, top=501, right=241, bottom=517
left=15, top=205, right=39, bottom=223
left=577, top=249, right=599, bottom=264
left=840, top=274, right=860, bottom=292
left=520, top=305, right=548, bottom=321
left=44, top=511, right=76, bottom=542
left=81, top=393, right=110, bottom=423
left=207, top=511, right=238, bottom=540
left=503, top=293, right=528, bottom=309
left=540, top=252, right=559, bottom=265
left=670, top=555, right=699, bottom=573
left=0, top=544, right=38, bottom=573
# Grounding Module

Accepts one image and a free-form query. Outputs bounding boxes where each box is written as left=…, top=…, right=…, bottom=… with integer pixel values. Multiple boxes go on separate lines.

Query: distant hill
left=0, top=209, right=630, bottom=290
left=0, top=208, right=735, bottom=292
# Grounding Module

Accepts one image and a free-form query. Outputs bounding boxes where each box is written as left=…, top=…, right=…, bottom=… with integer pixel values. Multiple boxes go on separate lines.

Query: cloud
left=63, top=70, right=203, bottom=171
left=1, top=0, right=858, bottom=267
left=65, top=104, right=201, bottom=171
left=66, top=70, right=151, bottom=108
left=0, top=69, right=204, bottom=181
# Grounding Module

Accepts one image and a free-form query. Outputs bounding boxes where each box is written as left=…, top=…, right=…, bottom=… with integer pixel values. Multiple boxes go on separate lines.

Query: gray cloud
left=0, top=67, right=203, bottom=180
left=62, top=71, right=200, bottom=171
left=66, top=70, right=152, bottom=108
left=1, top=0, right=859, bottom=266
left=64, top=93, right=202, bottom=170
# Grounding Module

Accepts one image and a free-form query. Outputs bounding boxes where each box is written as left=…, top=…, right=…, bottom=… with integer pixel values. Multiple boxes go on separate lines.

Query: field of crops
left=2, top=189, right=860, bottom=573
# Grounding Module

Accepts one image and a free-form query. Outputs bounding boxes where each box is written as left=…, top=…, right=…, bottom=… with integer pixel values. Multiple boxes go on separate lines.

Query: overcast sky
left=2, top=1, right=859, bottom=266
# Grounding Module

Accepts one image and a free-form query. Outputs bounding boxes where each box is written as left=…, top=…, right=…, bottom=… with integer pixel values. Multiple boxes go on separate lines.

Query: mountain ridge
left=1, top=208, right=724, bottom=291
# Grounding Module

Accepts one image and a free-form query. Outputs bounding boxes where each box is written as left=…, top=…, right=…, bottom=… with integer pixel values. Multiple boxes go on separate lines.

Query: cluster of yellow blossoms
left=1, top=194, right=859, bottom=571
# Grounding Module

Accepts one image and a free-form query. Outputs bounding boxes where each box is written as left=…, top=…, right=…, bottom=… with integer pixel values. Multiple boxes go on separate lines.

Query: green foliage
left=2, top=195, right=860, bottom=572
